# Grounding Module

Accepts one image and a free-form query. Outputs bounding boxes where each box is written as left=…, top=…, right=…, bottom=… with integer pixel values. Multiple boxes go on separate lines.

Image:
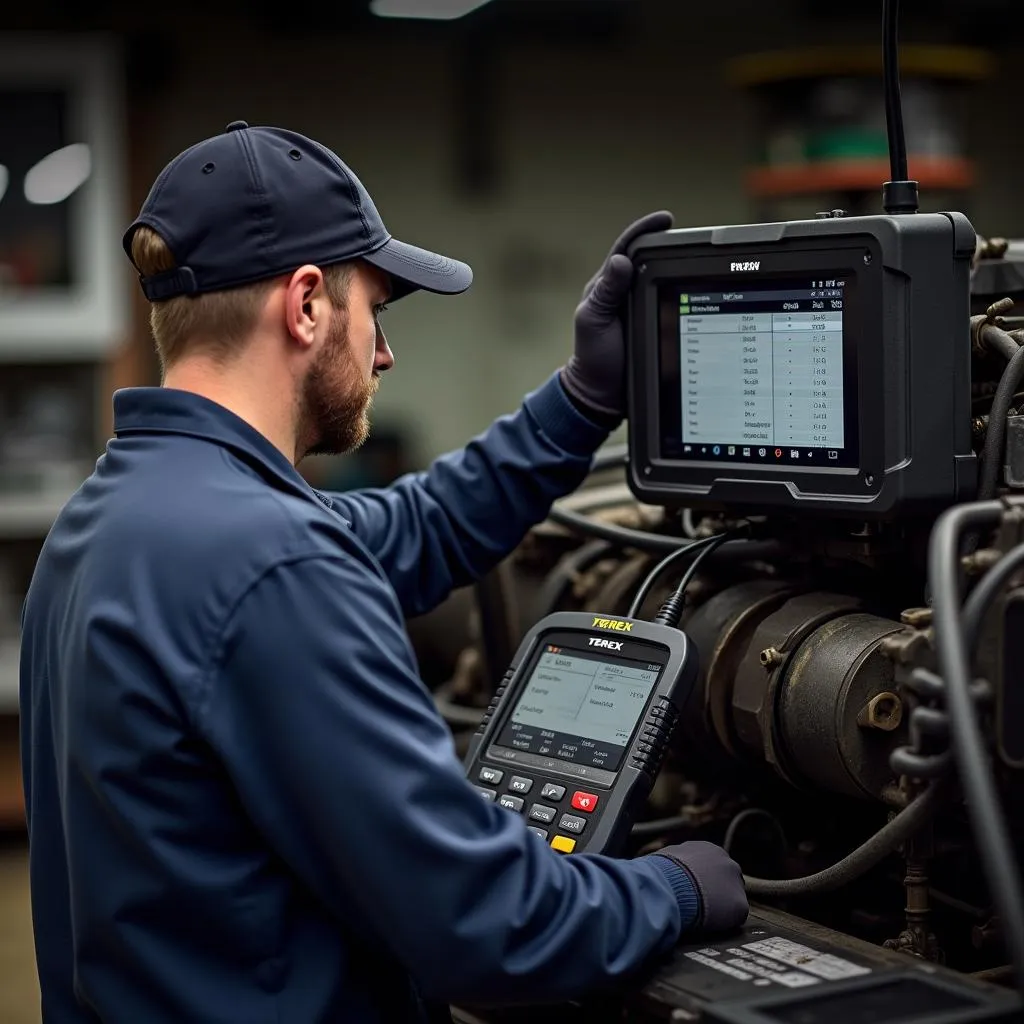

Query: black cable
left=631, top=814, right=691, bottom=839
left=547, top=505, right=686, bottom=552
left=533, top=540, right=613, bottom=620
left=626, top=535, right=721, bottom=619
left=988, top=331, right=1020, bottom=362
left=971, top=389, right=1024, bottom=411
left=978, top=323, right=1020, bottom=362
left=881, top=0, right=919, bottom=214
left=546, top=504, right=781, bottom=560
left=653, top=535, right=731, bottom=628
left=723, top=808, right=787, bottom=859
left=435, top=697, right=487, bottom=728
left=743, top=780, right=946, bottom=897
left=962, top=540, right=1024, bottom=651
left=927, top=887, right=990, bottom=921
left=890, top=666, right=993, bottom=779
left=929, top=501, right=1024, bottom=993
left=883, top=0, right=907, bottom=182
left=979, top=343, right=1024, bottom=499
left=889, top=668, right=956, bottom=780
left=433, top=680, right=489, bottom=729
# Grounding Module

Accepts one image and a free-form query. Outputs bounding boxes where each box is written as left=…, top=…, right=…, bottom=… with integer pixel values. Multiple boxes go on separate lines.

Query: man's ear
left=284, top=265, right=326, bottom=350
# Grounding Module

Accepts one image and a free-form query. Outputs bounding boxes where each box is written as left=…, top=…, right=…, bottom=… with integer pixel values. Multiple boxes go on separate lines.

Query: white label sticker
left=723, top=952, right=820, bottom=987
left=685, top=947, right=823, bottom=988
left=685, top=951, right=753, bottom=980
left=726, top=947, right=787, bottom=972
left=770, top=971, right=822, bottom=988
left=743, top=937, right=871, bottom=981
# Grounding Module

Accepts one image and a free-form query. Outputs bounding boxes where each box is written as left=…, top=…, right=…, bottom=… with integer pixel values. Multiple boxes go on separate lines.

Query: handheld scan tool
left=464, top=612, right=697, bottom=855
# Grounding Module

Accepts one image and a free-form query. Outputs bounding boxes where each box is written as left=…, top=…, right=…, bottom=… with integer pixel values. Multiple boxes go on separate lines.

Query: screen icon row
left=681, top=445, right=841, bottom=461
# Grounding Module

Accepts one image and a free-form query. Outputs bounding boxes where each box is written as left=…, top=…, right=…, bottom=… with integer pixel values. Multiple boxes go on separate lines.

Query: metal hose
left=743, top=781, right=946, bottom=897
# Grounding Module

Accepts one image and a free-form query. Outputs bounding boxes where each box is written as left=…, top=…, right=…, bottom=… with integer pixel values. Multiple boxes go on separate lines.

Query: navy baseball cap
left=123, top=120, right=473, bottom=303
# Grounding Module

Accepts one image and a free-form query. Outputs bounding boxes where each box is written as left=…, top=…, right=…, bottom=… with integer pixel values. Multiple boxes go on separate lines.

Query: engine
left=407, top=239, right=1024, bottom=993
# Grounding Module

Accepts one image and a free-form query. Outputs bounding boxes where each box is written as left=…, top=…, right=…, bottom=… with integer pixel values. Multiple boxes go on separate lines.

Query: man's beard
left=299, top=309, right=379, bottom=458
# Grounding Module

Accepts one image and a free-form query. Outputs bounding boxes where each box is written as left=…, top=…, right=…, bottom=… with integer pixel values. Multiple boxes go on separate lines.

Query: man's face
left=300, top=263, right=394, bottom=458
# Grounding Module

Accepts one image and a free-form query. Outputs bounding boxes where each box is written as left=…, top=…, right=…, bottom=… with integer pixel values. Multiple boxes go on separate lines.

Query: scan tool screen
left=493, top=644, right=662, bottom=773
left=656, top=274, right=860, bottom=469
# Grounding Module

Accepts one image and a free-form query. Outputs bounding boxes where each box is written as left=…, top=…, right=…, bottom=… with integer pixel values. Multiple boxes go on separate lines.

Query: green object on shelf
left=807, top=129, right=888, bottom=161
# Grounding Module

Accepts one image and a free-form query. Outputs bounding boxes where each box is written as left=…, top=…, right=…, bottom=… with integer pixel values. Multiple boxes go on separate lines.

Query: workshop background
left=0, top=0, right=1022, bottom=1018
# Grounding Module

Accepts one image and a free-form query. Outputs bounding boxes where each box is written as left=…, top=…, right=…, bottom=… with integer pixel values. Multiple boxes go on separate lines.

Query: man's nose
left=375, top=324, right=395, bottom=373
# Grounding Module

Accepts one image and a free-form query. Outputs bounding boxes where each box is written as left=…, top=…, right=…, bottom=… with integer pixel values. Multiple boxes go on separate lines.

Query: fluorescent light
left=370, top=0, right=494, bottom=19
left=0, top=164, right=7, bottom=204
left=24, top=144, right=92, bottom=205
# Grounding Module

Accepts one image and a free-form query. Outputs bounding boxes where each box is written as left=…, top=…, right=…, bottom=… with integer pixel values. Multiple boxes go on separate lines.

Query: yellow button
left=551, top=835, right=576, bottom=854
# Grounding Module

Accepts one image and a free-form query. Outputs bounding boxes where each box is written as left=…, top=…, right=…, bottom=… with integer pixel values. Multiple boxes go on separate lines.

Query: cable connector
left=882, top=180, right=919, bottom=216
left=647, top=533, right=732, bottom=629
left=653, top=591, right=688, bottom=629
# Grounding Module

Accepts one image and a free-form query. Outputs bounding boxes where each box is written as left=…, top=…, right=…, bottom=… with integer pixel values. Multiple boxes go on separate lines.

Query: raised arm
left=328, top=374, right=607, bottom=617
left=328, top=210, right=674, bottom=618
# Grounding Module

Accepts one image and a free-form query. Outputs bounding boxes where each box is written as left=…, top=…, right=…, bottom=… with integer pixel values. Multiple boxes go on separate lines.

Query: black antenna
left=881, top=0, right=920, bottom=214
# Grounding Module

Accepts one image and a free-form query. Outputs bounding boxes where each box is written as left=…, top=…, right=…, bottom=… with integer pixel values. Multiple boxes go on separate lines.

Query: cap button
left=225, top=120, right=249, bottom=132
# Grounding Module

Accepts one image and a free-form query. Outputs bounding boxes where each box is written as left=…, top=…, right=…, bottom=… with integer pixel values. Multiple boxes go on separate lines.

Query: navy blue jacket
left=20, top=373, right=698, bottom=1023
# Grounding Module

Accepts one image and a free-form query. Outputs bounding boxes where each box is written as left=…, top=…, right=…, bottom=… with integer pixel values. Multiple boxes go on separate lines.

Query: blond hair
left=129, top=226, right=353, bottom=369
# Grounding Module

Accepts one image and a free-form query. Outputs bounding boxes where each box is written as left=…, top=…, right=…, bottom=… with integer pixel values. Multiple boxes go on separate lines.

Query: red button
left=571, top=791, right=599, bottom=813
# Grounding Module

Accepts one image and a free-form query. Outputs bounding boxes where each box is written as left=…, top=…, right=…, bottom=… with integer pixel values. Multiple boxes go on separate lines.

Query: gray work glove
left=653, top=840, right=749, bottom=933
left=560, top=210, right=674, bottom=422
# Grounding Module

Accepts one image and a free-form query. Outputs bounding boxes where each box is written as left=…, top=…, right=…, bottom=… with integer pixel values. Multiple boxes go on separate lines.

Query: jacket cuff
left=648, top=854, right=702, bottom=931
left=559, top=368, right=625, bottom=431
left=523, top=372, right=615, bottom=459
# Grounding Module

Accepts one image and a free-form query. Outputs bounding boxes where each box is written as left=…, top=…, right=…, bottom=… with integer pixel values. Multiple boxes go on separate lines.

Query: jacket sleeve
left=198, top=553, right=699, bottom=1006
left=327, top=373, right=610, bottom=618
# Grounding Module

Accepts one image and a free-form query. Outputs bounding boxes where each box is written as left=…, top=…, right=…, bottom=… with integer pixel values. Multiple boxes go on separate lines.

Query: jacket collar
left=112, top=387, right=338, bottom=513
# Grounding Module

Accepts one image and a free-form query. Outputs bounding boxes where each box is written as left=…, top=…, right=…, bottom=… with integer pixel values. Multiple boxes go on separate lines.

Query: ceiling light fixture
left=369, top=0, right=494, bottom=20
left=24, top=143, right=92, bottom=206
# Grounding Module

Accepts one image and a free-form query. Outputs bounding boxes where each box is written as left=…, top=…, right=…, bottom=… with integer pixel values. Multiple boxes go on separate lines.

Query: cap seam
left=343, top=168, right=371, bottom=238
left=146, top=145, right=191, bottom=207
left=235, top=129, right=278, bottom=270
left=313, top=140, right=371, bottom=240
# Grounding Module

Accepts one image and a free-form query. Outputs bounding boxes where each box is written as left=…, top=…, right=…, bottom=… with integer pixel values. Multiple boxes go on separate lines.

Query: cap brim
left=362, top=237, right=473, bottom=301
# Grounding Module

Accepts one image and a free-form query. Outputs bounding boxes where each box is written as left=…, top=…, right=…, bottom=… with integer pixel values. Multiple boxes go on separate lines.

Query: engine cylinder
left=775, top=611, right=907, bottom=799
left=684, top=585, right=908, bottom=800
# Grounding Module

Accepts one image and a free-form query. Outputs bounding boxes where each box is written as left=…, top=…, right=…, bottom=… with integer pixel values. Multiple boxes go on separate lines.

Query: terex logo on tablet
left=589, top=637, right=624, bottom=650
left=731, top=260, right=761, bottom=271
left=591, top=617, right=633, bottom=631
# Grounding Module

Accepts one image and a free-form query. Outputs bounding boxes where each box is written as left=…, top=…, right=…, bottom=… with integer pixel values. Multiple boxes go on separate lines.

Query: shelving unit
left=746, top=155, right=974, bottom=199
left=0, top=35, right=129, bottom=822
left=726, top=44, right=994, bottom=218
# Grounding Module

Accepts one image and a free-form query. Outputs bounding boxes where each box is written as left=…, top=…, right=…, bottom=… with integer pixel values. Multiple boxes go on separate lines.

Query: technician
left=20, top=121, right=748, bottom=1024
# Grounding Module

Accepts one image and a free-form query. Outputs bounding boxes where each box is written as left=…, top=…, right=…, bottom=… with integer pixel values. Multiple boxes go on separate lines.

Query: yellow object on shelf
left=727, top=44, right=994, bottom=87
